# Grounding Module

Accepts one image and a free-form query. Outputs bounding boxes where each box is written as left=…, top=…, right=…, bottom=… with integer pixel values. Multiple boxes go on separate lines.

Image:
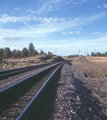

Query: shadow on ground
left=67, top=62, right=107, bottom=120
left=26, top=66, right=62, bottom=120
left=26, top=62, right=107, bottom=120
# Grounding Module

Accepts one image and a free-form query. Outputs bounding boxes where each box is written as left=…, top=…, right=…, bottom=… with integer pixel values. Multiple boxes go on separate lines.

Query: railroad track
left=0, top=62, right=65, bottom=120
left=0, top=62, right=59, bottom=80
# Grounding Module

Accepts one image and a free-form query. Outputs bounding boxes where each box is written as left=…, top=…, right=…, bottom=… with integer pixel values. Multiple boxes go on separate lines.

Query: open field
left=67, top=56, right=107, bottom=78
left=86, top=56, right=107, bottom=66
left=0, top=55, right=64, bottom=71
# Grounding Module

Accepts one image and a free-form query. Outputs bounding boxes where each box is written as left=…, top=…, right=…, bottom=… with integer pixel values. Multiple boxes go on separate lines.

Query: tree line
left=0, top=43, right=52, bottom=60
left=91, top=52, right=107, bottom=56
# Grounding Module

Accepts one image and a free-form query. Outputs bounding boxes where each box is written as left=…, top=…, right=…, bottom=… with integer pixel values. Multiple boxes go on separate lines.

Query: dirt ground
left=68, top=56, right=107, bottom=78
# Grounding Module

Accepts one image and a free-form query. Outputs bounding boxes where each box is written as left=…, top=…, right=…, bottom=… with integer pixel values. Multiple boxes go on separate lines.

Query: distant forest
left=90, top=52, right=107, bottom=56
left=0, top=43, right=52, bottom=60
left=67, top=52, right=107, bottom=58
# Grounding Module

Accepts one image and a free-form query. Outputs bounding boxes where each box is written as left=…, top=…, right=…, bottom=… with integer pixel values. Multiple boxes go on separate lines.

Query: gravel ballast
left=26, top=62, right=107, bottom=119
left=52, top=62, right=107, bottom=119
left=0, top=65, right=59, bottom=120
left=0, top=63, right=57, bottom=90
left=1, top=61, right=107, bottom=119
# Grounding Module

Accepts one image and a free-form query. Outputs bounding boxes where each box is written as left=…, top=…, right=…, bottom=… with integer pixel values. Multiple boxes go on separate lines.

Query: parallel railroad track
left=0, top=62, right=65, bottom=120
left=0, top=62, right=63, bottom=91
left=0, top=62, right=60, bottom=80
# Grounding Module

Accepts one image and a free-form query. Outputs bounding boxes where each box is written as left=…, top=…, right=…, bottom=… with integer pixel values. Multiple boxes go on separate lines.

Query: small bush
left=7, top=62, right=14, bottom=69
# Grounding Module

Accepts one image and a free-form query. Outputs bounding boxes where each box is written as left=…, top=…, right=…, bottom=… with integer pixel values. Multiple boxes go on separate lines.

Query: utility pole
left=94, top=48, right=96, bottom=55
left=17, top=49, right=19, bottom=59
left=79, top=49, right=80, bottom=56
left=55, top=49, right=56, bottom=55
left=87, top=49, right=88, bottom=56
left=84, top=51, right=86, bottom=56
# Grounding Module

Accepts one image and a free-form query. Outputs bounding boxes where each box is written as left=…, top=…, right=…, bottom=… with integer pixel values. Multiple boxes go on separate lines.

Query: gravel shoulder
left=52, top=62, right=107, bottom=119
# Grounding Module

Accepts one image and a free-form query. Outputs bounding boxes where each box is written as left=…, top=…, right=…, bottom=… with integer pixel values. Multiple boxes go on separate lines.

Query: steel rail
left=0, top=63, right=39, bottom=75
left=0, top=62, right=63, bottom=116
left=0, top=62, right=62, bottom=94
left=17, top=62, right=65, bottom=120
left=0, top=62, right=63, bottom=80
left=0, top=62, right=60, bottom=75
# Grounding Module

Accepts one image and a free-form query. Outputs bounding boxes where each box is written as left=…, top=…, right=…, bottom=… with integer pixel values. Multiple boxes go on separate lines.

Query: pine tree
left=0, top=48, right=4, bottom=57
left=91, top=52, right=95, bottom=56
left=0, top=48, right=4, bottom=61
left=3, top=47, right=11, bottom=58
left=28, top=43, right=35, bottom=56
left=40, top=50, right=44, bottom=55
left=22, top=47, right=29, bottom=57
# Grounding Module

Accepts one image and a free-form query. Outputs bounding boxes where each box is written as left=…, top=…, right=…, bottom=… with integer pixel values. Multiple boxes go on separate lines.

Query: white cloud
left=64, top=0, right=88, bottom=5
left=69, top=31, right=74, bottom=34
left=0, top=13, right=104, bottom=29
left=26, top=9, right=36, bottom=14
left=0, top=12, right=106, bottom=45
left=47, top=6, right=53, bottom=11
left=1, top=27, right=107, bottom=56
left=82, top=13, right=105, bottom=23
left=97, top=5, right=101, bottom=9
left=35, top=0, right=61, bottom=14
left=14, top=8, right=21, bottom=11
left=37, top=4, right=47, bottom=14
left=62, top=32, right=67, bottom=35
left=62, top=31, right=80, bottom=35
left=82, top=0, right=87, bottom=2
left=92, top=32, right=107, bottom=35
left=4, top=7, right=9, bottom=11
left=64, top=0, right=72, bottom=5
left=76, top=31, right=80, bottom=34
left=92, top=32, right=102, bottom=35
left=36, top=1, right=59, bottom=14
left=0, top=14, right=31, bottom=24
left=0, top=27, right=49, bottom=42
left=103, top=3, right=107, bottom=8
left=73, top=2, right=79, bottom=4
left=36, top=13, right=105, bottom=31
left=34, top=17, right=59, bottom=24
left=52, top=0, right=59, bottom=3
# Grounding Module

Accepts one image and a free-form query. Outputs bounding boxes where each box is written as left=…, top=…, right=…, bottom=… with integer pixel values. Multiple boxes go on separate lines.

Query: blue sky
left=0, top=0, right=107, bottom=56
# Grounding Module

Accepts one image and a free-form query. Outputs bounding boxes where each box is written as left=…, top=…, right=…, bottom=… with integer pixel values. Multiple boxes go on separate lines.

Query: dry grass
left=0, top=55, right=64, bottom=71
left=69, top=56, right=107, bottom=78
left=86, top=56, right=107, bottom=66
